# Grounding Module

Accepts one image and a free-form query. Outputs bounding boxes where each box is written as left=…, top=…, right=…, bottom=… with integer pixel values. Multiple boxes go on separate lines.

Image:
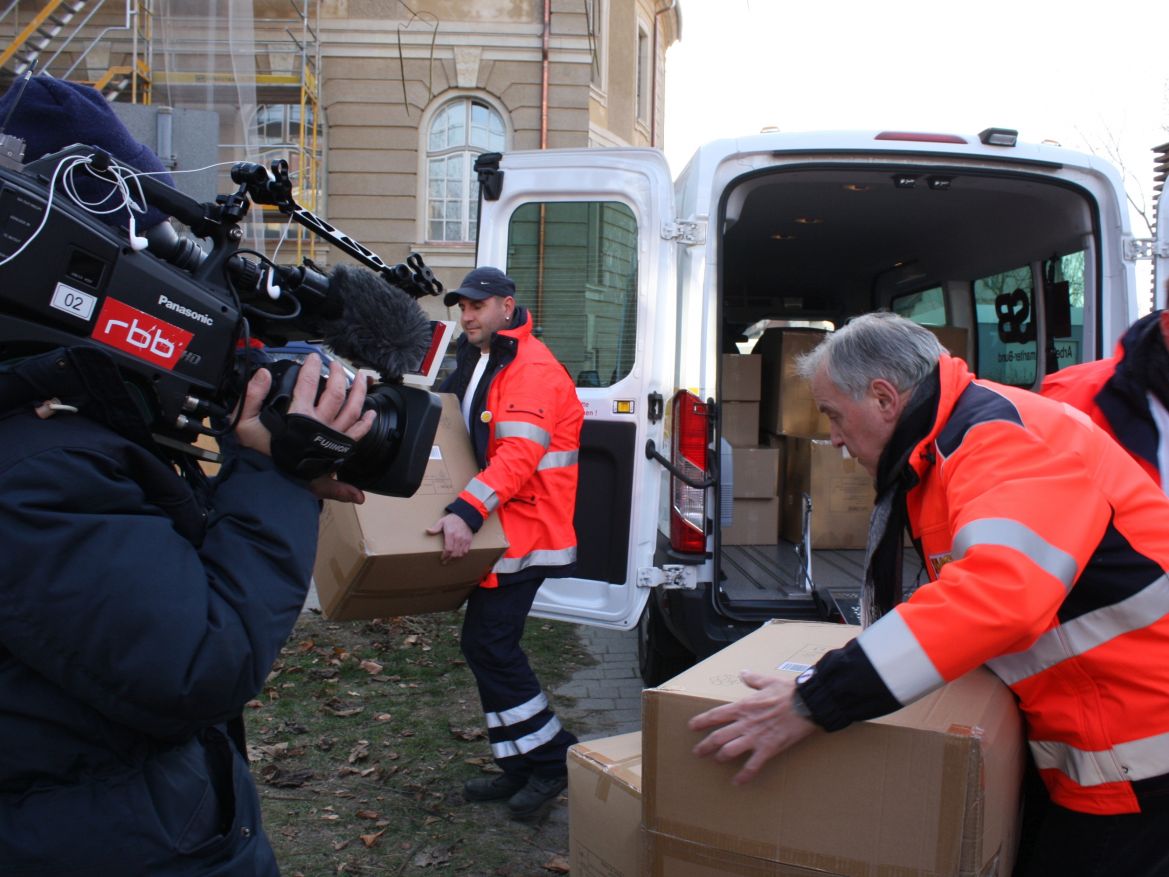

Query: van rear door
left=1155, top=157, right=1168, bottom=311
left=473, top=148, right=678, bottom=630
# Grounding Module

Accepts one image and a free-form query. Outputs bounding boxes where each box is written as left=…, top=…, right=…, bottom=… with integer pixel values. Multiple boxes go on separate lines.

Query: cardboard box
left=755, top=329, right=830, bottom=437
left=642, top=621, right=1025, bottom=877
left=722, top=401, right=760, bottom=447
left=568, top=732, right=643, bottom=877
left=722, top=354, right=762, bottom=401
left=926, top=325, right=971, bottom=367
left=731, top=447, right=781, bottom=498
left=312, top=393, right=507, bottom=620
left=722, top=497, right=781, bottom=546
left=780, top=437, right=874, bottom=549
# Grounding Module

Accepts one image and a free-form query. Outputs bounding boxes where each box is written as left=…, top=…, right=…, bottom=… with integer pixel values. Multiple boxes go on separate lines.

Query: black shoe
left=507, top=774, right=567, bottom=819
left=463, top=772, right=528, bottom=802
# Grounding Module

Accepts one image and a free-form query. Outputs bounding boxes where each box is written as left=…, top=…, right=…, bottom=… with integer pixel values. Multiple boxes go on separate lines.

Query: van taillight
left=670, top=390, right=708, bottom=553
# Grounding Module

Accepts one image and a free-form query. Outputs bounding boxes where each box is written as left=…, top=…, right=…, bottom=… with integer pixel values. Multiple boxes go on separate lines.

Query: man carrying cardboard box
left=428, top=267, right=583, bottom=820
left=690, top=313, right=1169, bottom=876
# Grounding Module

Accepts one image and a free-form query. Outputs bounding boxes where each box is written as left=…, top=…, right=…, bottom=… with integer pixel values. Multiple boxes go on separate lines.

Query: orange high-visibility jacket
left=444, top=310, right=583, bottom=588
left=1041, top=323, right=1164, bottom=489
left=798, top=355, right=1169, bottom=815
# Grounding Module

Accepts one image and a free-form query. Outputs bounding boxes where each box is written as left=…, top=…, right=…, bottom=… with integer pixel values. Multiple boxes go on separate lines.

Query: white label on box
left=777, top=661, right=813, bottom=673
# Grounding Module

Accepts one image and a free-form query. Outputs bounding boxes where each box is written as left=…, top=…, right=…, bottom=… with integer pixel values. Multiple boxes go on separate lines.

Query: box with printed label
left=312, top=393, right=507, bottom=620
left=780, top=437, right=873, bottom=549
left=568, top=732, right=643, bottom=877
left=641, top=620, right=1025, bottom=877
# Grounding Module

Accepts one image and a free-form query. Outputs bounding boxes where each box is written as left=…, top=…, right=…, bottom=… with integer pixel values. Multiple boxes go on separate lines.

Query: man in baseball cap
left=442, top=266, right=517, bottom=307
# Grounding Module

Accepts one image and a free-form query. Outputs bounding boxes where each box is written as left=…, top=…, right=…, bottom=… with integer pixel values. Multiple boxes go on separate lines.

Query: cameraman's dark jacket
left=0, top=348, right=319, bottom=876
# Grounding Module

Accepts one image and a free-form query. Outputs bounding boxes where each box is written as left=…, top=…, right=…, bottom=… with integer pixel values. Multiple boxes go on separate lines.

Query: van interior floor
left=719, top=543, right=926, bottom=624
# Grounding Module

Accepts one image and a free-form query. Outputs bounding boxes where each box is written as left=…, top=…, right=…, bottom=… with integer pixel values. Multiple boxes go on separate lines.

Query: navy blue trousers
left=460, top=578, right=577, bottom=779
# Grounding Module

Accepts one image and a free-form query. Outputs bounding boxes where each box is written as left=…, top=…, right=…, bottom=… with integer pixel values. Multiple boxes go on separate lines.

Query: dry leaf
left=374, top=713, right=393, bottom=722
left=359, top=659, right=384, bottom=674
left=543, top=855, right=570, bottom=873
left=347, top=740, right=370, bottom=763
left=355, top=809, right=380, bottom=820
left=360, top=828, right=386, bottom=848
left=448, top=724, right=485, bottom=741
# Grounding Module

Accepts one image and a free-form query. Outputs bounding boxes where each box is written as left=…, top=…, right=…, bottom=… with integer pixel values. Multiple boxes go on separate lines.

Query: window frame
left=417, top=93, right=510, bottom=246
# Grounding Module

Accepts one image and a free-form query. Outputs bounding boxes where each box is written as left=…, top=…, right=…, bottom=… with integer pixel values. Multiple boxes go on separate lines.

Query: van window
left=891, top=286, right=946, bottom=324
left=507, top=201, right=638, bottom=387
left=1047, top=251, right=1087, bottom=371
left=975, top=265, right=1037, bottom=386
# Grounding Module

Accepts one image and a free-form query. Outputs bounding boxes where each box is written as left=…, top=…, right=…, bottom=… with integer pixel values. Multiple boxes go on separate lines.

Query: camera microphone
left=317, top=263, right=434, bottom=381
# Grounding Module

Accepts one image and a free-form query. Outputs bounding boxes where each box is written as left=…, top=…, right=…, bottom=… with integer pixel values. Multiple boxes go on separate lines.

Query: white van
left=469, top=128, right=1169, bottom=684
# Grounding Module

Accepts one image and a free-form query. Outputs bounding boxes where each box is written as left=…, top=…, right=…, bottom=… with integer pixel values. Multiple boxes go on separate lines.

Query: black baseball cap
left=443, top=266, right=516, bottom=307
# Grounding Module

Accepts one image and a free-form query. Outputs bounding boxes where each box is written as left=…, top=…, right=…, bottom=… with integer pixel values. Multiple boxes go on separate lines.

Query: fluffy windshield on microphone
left=320, top=264, right=433, bottom=380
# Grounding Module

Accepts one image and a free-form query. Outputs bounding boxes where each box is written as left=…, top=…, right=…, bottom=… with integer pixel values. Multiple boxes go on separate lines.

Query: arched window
left=426, top=98, right=506, bottom=242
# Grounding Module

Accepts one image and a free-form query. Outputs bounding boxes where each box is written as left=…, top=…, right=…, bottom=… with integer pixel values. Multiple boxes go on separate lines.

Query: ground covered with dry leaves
left=247, top=610, right=595, bottom=876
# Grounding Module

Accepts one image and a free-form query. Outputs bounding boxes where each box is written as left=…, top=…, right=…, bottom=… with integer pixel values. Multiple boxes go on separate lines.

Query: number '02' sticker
left=50, top=283, right=98, bottom=321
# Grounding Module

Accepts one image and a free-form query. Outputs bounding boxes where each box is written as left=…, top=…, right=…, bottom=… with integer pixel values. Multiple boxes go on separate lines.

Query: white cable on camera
left=0, top=153, right=89, bottom=267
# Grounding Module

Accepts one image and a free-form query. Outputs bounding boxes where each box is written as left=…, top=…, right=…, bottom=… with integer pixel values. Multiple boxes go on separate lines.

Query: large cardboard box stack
left=722, top=353, right=784, bottom=542
left=754, top=329, right=830, bottom=438
left=312, top=393, right=508, bottom=620
left=780, top=437, right=873, bottom=549
left=641, top=620, right=1025, bottom=877
left=724, top=446, right=783, bottom=545
left=568, top=732, right=644, bottom=876
left=722, top=353, right=763, bottom=447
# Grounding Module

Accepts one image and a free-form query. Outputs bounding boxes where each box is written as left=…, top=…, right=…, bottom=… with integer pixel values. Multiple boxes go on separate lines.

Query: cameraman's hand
left=235, top=353, right=375, bottom=464
left=427, top=513, right=474, bottom=562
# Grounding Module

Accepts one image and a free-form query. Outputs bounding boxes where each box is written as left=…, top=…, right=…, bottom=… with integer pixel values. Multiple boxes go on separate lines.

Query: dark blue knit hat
left=0, top=74, right=174, bottom=229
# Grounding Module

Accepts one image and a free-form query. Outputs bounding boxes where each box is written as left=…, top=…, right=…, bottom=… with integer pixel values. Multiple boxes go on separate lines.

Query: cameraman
left=0, top=77, right=372, bottom=875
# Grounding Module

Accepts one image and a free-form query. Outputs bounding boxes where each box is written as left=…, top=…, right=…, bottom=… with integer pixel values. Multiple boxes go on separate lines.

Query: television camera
left=0, top=145, right=445, bottom=496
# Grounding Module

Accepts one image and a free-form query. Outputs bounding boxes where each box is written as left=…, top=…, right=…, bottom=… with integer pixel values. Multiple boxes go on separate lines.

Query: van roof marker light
left=978, top=127, right=1019, bottom=147
left=875, top=131, right=968, bottom=144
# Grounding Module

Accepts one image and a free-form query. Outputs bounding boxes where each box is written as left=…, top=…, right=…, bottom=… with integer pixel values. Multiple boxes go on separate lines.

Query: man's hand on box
left=427, top=513, right=474, bottom=562
left=688, top=671, right=817, bottom=785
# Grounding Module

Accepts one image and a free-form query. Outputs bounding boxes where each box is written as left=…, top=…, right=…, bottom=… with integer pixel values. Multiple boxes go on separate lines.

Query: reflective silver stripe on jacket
left=987, top=574, right=1169, bottom=685
left=537, top=449, right=579, bottom=471
left=1030, top=730, right=1169, bottom=787
left=492, top=546, right=578, bottom=575
left=952, top=517, right=1078, bottom=591
left=484, top=692, right=549, bottom=729
left=857, top=609, right=945, bottom=705
left=495, top=420, right=551, bottom=448
left=465, top=477, right=499, bottom=513
left=489, top=716, right=564, bottom=758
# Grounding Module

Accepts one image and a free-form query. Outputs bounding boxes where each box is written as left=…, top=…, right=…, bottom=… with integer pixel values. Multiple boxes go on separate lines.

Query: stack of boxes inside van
left=723, top=328, right=873, bottom=550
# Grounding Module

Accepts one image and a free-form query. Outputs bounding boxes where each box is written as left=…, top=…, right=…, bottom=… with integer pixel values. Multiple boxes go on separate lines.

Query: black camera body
left=0, top=145, right=443, bottom=497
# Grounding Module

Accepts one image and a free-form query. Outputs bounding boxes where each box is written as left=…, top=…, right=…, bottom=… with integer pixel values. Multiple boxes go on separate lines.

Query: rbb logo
left=92, top=297, right=194, bottom=370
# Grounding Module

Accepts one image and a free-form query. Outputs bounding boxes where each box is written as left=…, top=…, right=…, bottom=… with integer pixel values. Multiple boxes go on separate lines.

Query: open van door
left=472, top=148, right=678, bottom=630
left=1154, top=158, right=1169, bottom=311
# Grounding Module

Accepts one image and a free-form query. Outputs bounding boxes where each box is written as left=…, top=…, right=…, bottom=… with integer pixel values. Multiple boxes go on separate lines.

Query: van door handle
left=644, top=438, right=719, bottom=489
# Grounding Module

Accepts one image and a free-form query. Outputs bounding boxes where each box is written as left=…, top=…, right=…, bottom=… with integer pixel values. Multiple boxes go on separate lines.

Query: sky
left=663, top=0, right=1169, bottom=235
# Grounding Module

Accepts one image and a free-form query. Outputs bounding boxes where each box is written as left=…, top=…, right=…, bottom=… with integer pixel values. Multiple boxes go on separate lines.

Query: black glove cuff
left=268, top=413, right=356, bottom=481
